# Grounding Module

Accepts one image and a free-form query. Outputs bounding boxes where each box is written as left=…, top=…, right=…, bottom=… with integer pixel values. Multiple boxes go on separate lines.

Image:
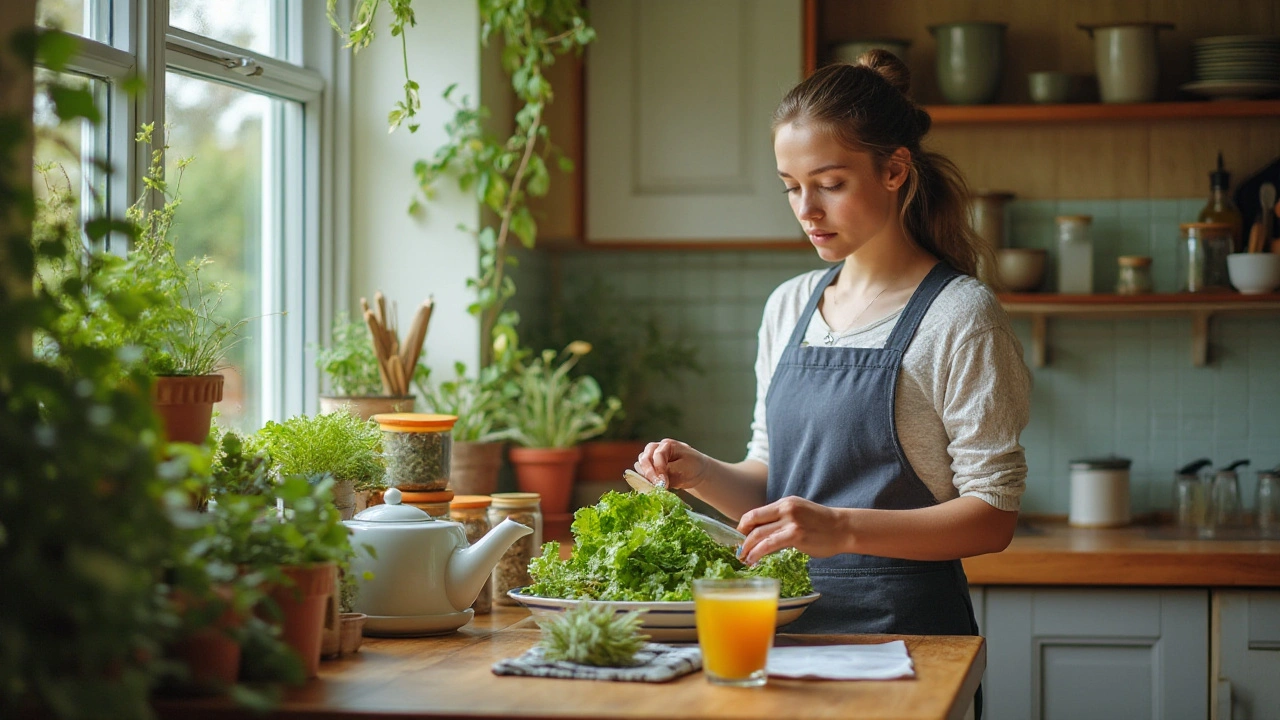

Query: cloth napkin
left=766, top=642, right=915, bottom=680
left=492, top=643, right=702, bottom=683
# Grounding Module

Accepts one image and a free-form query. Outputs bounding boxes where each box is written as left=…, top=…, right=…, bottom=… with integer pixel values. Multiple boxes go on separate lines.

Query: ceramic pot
left=339, top=613, right=367, bottom=655
left=1078, top=22, right=1174, bottom=103
left=267, top=562, right=337, bottom=678
left=318, top=395, right=414, bottom=421
left=449, top=440, right=505, bottom=496
left=152, top=374, right=224, bottom=445
left=929, top=22, right=1006, bottom=105
left=168, top=586, right=242, bottom=695
left=509, top=446, right=583, bottom=517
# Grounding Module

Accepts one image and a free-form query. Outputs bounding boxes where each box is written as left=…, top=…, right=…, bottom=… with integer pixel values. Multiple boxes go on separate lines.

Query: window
left=35, top=0, right=331, bottom=432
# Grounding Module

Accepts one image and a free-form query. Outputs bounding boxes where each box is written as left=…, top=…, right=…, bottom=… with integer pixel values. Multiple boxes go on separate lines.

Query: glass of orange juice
left=692, top=577, right=779, bottom=687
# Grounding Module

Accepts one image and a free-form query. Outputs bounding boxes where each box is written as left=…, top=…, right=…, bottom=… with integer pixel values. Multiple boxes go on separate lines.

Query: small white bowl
left=1226, top=253, right=1280, bottom=294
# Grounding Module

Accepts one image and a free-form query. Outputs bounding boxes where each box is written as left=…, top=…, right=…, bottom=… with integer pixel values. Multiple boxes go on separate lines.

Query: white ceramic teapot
left=345, top=487, right=533, bottom=636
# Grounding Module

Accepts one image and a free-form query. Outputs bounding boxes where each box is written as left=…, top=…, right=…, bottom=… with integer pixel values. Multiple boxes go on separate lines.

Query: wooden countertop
left=962, top=521, right=1280, bottom=587
left=157, top=607, right=986, bottom=720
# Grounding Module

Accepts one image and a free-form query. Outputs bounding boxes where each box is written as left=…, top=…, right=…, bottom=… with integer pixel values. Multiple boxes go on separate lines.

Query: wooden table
left=158, top=607, right=986, bottom=720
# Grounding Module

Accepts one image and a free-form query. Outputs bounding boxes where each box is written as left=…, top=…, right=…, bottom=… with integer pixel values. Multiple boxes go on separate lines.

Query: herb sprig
left=537, top=603, right=648, bottom=667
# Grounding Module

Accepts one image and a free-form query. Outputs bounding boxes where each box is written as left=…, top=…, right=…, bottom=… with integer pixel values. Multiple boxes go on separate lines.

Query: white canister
left=1068, top=457, right=1132, bottom=527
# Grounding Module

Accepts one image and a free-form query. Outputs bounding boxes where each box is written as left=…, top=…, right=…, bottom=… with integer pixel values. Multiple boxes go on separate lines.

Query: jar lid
left=1118, top=255, right=1152, bottom=267
left=490, top=492, right=541, bottom=509
left=401, top=490, right=455, bottom=504
left=450, top=494, right=493, bottom=509
left=1055, top=215, right=1093, bottom=224
left=372, top=413, right=458, bottom=432
left=351, top=487, right=434, bottom=522
left=1070, top=456, right=1132, bottom=470
left=1179, top=222, right=1232, bottom=231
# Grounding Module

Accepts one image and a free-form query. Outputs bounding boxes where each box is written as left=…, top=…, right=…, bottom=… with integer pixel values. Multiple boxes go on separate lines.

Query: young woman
left=633, top=50, right=1031, bottom=644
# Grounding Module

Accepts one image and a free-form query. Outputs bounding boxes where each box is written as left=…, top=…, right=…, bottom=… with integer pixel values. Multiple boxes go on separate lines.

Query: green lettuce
left=527, top=490, right=814, bottom=601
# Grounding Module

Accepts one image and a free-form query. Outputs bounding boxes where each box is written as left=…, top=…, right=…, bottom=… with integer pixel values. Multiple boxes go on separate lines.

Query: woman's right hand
left=634, top=438, right=711, bottom=491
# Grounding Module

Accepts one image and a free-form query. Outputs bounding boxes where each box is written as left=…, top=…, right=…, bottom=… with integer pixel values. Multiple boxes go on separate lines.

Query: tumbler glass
left=1210, top=470, right=1242, bottom=529
left=1172, top=474, right=1210, bottom=537
left=693, top=577, right=779, bottom=687
left=1256, top=471, right=1280, bottom=537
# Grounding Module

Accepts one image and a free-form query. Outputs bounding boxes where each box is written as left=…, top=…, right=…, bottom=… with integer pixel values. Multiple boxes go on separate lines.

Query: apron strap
left=785, top=264, right=842, bottom=349
left=883, top=262, right=961, bottom=353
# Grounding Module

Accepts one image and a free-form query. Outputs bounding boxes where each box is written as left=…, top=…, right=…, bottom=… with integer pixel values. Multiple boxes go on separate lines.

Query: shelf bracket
left=1030, top=314, right=1048, bottom=368
left=1191, top=310, right=1211, bottom=367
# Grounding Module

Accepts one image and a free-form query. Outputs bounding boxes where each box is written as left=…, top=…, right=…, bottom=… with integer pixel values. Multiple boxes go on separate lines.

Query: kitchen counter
left=962, top=521, right=1280, bottom=587
left=156, top=606, right=985, bottom=720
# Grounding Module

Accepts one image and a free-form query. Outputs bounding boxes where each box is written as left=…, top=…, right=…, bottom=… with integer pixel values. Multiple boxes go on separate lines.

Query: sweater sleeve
left=938, top=325, right=1031, bottom=512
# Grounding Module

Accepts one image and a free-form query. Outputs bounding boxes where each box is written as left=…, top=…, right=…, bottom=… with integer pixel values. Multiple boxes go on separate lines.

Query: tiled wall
left=529, top=199, right=1280, bottom=515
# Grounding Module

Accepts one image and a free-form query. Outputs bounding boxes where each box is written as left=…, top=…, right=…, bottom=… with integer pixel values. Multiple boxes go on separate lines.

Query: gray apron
left=765, top=261, right=980, bottom=639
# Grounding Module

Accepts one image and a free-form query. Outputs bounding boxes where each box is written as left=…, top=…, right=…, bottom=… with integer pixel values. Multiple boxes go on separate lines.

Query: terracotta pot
left=152, top=374, right=224, bottom=445
left=332, top=479, right=357, bottom=521
left=320, top=567, right=342, bottom=659
left=168, top=586, right=242, bottom=695
left=508, top=446, right=583, bottom=516
left=576, top=440, right=648, bottom=483
left=267, top=562, right=337, bottom=678
left=449, top=441, right=505, bottom=495
left=339, top=613, right=367, bottom=655
left=319, top=395, right=414, bottom=421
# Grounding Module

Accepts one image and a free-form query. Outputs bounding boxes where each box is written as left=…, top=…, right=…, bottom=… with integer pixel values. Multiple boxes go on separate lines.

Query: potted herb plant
left=316, top=311, right=425, bottom=420
left=253, top=411, right=385, bottom=520
left=505, top=342, right=621, bottom=525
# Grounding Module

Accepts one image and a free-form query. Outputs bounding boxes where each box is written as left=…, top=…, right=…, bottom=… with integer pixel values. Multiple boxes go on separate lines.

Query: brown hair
left=772, top=50, right=994, bottom=281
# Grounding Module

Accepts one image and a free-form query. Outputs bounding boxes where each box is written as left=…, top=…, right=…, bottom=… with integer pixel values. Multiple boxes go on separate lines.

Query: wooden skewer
left=400, top=298, right=434, bottom=376
left=389, top=355, right=408, bottom=397
left=364, top=309, right=395, bottom=395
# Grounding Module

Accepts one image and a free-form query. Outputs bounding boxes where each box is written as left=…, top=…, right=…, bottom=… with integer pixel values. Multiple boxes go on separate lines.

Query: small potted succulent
left=253, top=411, right=385, bottom=520
left=316, top=312, right=427, bottom=420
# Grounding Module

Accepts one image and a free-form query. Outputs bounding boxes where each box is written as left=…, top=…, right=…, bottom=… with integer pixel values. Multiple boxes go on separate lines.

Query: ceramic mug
left=1078, top=22, right=1174, bottom=103
left=1027, top=71, right=1073, bottom=104
left=929, top=22, right=1007, bottom=105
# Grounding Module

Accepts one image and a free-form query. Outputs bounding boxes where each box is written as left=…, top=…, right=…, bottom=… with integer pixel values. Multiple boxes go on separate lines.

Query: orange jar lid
left=1118, top=255, right=1152, bottom=267
left=450, top=495, right=493, bottom=509
left=372, top=413, right=458, bottom=432
left=400, top=490, right=455, bottom=504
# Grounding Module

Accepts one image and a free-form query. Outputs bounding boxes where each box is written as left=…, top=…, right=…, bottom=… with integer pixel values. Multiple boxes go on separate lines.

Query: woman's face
left=774, top=121, right=902, bottom=263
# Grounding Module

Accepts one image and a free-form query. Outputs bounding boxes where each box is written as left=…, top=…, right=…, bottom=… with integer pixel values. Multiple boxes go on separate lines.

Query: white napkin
left=766, top=642, right=915, bottom=680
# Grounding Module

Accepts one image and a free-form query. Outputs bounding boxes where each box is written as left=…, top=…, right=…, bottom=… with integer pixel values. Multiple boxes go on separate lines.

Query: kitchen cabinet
left=584, top=0, right=804, bottom=245
left=1213, top=590, right=1280, bottom=720
left=975, top=587, right=1209, bottom=720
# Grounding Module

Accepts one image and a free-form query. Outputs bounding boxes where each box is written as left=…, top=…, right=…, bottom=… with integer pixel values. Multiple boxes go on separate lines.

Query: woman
left=633, top=51, right=1031, bottom=643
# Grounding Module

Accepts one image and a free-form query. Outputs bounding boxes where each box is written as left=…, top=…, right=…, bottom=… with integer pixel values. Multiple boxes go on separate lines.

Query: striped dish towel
left=491, top=643, right=702, bottom=683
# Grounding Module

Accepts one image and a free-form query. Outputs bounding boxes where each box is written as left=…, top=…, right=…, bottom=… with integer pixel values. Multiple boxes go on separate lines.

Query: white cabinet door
left=586, top=0, right=803, bottom=243
left=1213, top=590, right=1280, bottom=720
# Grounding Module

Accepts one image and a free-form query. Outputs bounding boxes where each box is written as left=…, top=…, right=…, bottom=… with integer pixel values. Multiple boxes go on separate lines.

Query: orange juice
left=693, top=580, right=779, bottom=686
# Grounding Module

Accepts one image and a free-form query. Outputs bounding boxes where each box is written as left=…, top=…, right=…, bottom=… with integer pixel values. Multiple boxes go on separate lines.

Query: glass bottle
left=1198, top=152, right=1243, bottom=253
left=487, top=492, right=543, bottom=606
left=1056, top=215, right=1093, bottom=294
left=450, top=495, right=494, bottom=614
left=1115, top=255, right=1153, bottom=295
left=1179, top=222, right=1233, bottom=292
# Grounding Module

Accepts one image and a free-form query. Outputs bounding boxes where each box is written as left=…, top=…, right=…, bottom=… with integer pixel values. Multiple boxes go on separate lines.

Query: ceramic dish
left=507, top=589, right=822, bottom=643
left=1181, top=79, right=1280, bottom=100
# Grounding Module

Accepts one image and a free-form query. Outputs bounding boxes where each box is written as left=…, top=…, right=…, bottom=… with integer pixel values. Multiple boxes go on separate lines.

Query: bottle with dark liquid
left=1198, top=152, right=1243, bottom=252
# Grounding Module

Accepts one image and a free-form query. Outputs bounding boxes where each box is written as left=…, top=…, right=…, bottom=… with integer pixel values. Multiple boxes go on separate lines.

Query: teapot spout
left=446, top=518, right=533, bottom=611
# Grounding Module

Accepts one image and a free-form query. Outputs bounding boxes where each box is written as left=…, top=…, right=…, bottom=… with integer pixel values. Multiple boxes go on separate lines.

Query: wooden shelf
left=927, top=100, right=1280, bottom=125
left=998, top=293, right=1280, bottom=367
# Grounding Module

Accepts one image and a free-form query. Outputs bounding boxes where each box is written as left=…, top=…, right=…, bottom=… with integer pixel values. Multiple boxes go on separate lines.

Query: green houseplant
left=253, top=411, right=385, bottom=520
left=315, top=311, right=428, bottom=420
left=505, top=342, right=620, bottom=520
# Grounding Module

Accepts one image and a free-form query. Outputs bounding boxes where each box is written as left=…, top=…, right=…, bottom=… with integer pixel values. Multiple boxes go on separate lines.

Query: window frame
left=34, top=0, right=346, bottom=425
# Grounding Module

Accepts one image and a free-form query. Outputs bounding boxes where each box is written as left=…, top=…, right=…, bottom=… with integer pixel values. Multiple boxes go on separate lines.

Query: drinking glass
left=692, top=577, right=779, bottom=687
left=1172, top=474, right=1210, bottom=537
left=1210, top=470, right=1242, bottom=529
left=1257, top=472, right=1280, bottom=537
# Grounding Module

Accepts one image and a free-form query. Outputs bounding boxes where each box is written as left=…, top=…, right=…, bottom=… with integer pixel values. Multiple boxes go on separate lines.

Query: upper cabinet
left=584, top=0, right=804, bottom=245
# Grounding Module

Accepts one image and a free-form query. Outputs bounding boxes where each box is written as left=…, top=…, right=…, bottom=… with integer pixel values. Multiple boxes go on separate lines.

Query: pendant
left=823, top=331, right=835, bottom=345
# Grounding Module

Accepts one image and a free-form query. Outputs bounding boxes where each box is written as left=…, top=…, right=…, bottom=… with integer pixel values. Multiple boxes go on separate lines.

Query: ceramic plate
left=1181, top=79, right=1280, bottom=100
left=507, top=589, right=822, bottom=643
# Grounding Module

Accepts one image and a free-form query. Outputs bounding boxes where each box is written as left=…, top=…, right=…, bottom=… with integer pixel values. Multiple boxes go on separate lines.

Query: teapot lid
left=353, top=487, right=435, bottom=522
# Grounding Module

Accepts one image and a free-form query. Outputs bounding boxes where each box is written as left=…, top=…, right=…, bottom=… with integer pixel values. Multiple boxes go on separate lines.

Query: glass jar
left=1056, top=215, right=1093, bottom=294
left=1115, top=255, right=1153, bottom=295
left=450, top=495, right=494, bottom=615
left=1178, top=222, right=1233, bottom=293
left=402, top=490, right=454, bottom=519
left=487, top=492, right=543, bottom=606
left=372, top=413, right=456, bottom=491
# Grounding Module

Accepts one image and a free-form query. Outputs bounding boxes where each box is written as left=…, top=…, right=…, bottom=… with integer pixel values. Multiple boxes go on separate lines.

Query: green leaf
left=35, top=28, right=80, bottom=71
left=48, top=85, right=100, bottom=124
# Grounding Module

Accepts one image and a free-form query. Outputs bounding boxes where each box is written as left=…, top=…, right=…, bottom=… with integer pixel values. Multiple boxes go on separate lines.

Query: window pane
left=165, top=72, right=294, bottom=432
left=33, top=68, right=107, bottom=227
left=170, top=0, right=282, bottom=59
left=37, top=0, right=106, bottom=41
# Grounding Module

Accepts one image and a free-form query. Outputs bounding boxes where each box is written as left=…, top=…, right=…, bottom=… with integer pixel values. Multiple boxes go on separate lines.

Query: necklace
left=823, top=286, right=888, bottom=345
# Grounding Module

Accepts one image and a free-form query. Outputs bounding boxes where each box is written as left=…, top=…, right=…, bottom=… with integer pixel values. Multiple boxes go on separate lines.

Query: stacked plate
left=1182, top=35, right=1280, bottom=100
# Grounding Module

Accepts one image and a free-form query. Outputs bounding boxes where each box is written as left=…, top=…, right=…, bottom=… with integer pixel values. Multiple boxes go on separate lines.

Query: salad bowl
left=508, top=589, right=822, bottom=643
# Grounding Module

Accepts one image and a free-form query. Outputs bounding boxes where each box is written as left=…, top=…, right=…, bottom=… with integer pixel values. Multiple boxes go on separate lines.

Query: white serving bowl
left=1226, top=252, right=1280, bottom=294
left=997, top=248, right=1048, bottom=292
left=508, top=589, right=821, bottom=643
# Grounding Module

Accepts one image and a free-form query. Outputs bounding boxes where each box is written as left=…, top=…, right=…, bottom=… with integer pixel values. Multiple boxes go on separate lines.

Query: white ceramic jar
left=1068, top=457, right=1132, bottom=527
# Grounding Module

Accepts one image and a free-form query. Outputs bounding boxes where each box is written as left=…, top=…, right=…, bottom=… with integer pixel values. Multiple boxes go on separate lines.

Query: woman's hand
left=633, top=438, right=711, bottom=491
left=736, top=496, right=850, bottom=565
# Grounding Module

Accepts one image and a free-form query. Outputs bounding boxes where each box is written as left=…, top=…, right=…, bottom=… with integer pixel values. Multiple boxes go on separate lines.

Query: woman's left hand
left=736, top=496, right=849, bottom=566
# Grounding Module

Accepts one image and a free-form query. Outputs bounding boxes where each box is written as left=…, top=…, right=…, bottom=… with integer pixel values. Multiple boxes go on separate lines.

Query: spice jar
left=1179, top=222, right=1233, bottom=292
left=372, top=413, right=456, bottom=492
left=1056, top=215, right=1094, bottom=294
left=1068, top=456, right=1131, bottom=528
left=402, top=490, right=454, bottom=519
left=1115, top=255, right=1153, bottom=295
left=487, top=492, right=543, bottom=606
left=450, top=495, right=494, bottom=615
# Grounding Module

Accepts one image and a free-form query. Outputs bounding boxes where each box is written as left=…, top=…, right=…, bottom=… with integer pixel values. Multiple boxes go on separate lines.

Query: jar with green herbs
left=450, top=495, right=494, bottom=615
left=372, top=413, right=456, bottom=492
left=487, top=492, right=543, bottom=606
